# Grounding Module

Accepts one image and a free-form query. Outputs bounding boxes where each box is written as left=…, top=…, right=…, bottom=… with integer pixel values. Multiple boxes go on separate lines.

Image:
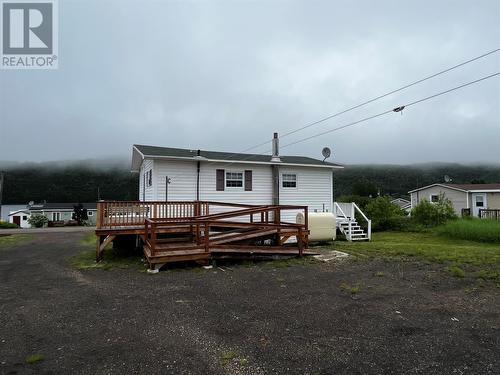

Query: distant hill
left=1, top=159, right=500, bottom=204
left=1, top=159, right=138, bottom=204
left=334, top=163, right=500, bottom=198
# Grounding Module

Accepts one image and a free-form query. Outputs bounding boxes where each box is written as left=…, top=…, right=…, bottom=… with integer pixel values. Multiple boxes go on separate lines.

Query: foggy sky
left=1, top=0, right=499, bottom=165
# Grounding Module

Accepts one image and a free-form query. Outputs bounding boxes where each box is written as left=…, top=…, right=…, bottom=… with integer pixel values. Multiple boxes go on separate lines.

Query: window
left=22, top=216, right=27, bottom=220
left=475, top=195, right=484, bottom=207
left=226, top=172, right=243, bottom=188
left=430, top=194, right=439, bottom=203
left=145, top=170, right=153, bottom=187
left=52, top=212, right=61, bottom=221
left=87, top=211, right=94, bottom=216
left=282, top=173, right=297, bottom=188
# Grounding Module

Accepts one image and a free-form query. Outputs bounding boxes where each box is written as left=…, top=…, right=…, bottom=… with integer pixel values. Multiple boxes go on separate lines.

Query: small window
left=147, top=170, right=153, bottom=187
left=282, top=173, right=297, bottom=188
left=87, top=211, right=94, bottom=216
left=22, top=216, right=27, bottom=220
left=475, top=195, right=484, bottom=207
left=226, top=172, right=243, bottom=188
left=52, top=212, right=60, bottom=221
left=430, top=194, right=439, bottom=203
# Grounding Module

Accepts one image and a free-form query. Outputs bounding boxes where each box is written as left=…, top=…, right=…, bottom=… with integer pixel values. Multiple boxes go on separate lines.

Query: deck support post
left=96, top=234, right=116, bottom=262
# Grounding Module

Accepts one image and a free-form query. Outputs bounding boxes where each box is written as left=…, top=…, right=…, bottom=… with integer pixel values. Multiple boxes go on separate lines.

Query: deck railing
left=479, top=209, right=500, bottom=220
left=96, top=200, right=274, bottom=229
left=144, top=204, right=309, bottom=256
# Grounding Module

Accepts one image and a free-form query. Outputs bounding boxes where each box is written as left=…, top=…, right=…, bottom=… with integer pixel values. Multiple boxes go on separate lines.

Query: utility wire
left=238, top=47, right=500, bottom=153
left=280, top=71, right=500, bottom=149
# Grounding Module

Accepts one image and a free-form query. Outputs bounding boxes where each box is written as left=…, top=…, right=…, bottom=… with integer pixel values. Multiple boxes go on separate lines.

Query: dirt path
left=0, top=232, right=499, bottom=374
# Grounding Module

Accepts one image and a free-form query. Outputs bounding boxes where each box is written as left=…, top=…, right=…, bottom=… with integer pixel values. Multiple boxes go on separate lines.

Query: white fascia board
left=468, top=189, right=500, bottom=193
left=408, top=183, right=468, bottom=194
left=131, top=145, right=146, bottom=172
left=142, top=155, right=343, bottom=169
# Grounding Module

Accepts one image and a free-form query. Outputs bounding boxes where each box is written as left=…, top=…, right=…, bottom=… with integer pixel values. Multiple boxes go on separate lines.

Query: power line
left=237, top=47, right=500, bottom=153
left=280, top=71, right=500, bottom=149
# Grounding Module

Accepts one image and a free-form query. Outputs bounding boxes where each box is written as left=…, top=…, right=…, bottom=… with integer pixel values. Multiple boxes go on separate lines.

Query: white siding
left=138, top=158, right=333, bottom=223
left=279, top=167, right=333, bottom=222
left=155, top=160, right=198, bottom=201
left=410, top=186, right=468, bottom=215
left=139, top=159, right=155, bottom=201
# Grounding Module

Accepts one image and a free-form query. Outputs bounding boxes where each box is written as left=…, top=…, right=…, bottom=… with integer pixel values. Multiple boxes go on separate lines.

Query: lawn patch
left=72, top=233, right=145, bottom=271
left=0, top=234, right=33, bottom=247
left=335, top=231, right=500, bottom=281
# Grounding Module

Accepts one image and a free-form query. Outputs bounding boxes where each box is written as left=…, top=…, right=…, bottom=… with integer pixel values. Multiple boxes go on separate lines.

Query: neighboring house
left=131, top=135, right=344, bottom=223
left=409, top=183, right=500, bottom=217
left=8, top=202, right=98, bottom=227
left=8, top=209, right=31, bottom=228
left=391, top=197, right=411, bottom=212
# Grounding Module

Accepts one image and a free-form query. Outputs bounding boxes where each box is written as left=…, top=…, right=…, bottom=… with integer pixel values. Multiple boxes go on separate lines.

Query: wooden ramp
left=95, top=201, right=310, bottom=270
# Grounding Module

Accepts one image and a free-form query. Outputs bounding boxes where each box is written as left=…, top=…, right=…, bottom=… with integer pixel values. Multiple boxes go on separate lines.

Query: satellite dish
left=444, top=175, right=452, bottom=183
left=322, top=147, right=331, bottom=161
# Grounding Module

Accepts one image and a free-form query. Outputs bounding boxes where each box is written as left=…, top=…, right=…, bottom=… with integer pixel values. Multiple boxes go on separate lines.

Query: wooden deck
left=95, top=201, right=310, bottom=270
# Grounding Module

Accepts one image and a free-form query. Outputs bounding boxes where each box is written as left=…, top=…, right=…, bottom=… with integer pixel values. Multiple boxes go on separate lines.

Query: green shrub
left=0, top=221, right=19, bottom=229
left=363, top=196, right=405, bottom=231
left=28, top=214, right=48, bottom=228
left=437, top=219, right=500, bottom=243
left=411, top=193, right=456, bottom=227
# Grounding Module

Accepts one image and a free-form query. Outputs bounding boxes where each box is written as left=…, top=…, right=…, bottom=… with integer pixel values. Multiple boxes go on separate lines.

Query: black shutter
left=244, top=170, right=252, bottom=191
left=216, top=169, right=225, bottom=191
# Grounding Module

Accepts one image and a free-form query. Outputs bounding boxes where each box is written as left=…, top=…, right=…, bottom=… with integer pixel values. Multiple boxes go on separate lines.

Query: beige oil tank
left=296, top=212, right=336, bottom=242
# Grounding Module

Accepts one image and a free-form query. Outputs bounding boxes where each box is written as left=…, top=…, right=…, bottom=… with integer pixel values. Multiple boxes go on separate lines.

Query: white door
left=472, top=193, right=487, bottom=217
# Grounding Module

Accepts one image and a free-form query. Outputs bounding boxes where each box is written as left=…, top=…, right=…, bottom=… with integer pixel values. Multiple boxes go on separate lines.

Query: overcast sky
left=1, top=0, right=499, bottom=165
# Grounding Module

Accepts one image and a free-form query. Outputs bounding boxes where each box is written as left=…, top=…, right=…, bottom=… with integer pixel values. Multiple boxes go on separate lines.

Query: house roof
left=8, top=209, right=30, bottom=216
left=409, top=183, right=500, bottom=194
left=29, top=203, right=97, bottom=211
left=131, top=144, right=343, bottom=172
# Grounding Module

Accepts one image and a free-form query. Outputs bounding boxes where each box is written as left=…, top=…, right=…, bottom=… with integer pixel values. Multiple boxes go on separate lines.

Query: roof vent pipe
left=270, top=132, right=281, bottom=163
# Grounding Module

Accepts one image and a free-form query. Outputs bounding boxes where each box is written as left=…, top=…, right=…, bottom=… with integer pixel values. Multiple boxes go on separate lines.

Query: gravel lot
left=0, top=232, right=499, bottom=375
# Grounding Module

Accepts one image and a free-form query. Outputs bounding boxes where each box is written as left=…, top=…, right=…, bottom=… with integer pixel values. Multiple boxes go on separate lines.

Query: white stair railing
left=333, top=201, right=372, bottom=241
left=352, top=202, right=372, bottom=241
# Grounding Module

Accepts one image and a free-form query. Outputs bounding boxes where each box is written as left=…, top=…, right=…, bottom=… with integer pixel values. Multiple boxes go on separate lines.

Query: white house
left=8, top=209, right=31, bottom=228
left=8, top=202, right=98, bottom=228
left=131, top=134, right=343, bottom=223
left=409, top=183, right=500, bottom=217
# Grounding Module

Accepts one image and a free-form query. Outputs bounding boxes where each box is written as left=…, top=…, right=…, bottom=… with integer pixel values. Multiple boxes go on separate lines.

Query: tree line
left=2, top=161, right=500, bottom=204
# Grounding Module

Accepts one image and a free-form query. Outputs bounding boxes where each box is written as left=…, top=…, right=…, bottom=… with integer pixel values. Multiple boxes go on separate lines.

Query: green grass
left=0, top=221, right=19, bottom=229
left=25, top=354, right=44, bottom=364
left=335, top=231, right=500, bottom=281
left=0, top=234, right=33, bottom=247
left=437, top=219, right=500, bottom=243
left=70, top=232, right=145, bottom=271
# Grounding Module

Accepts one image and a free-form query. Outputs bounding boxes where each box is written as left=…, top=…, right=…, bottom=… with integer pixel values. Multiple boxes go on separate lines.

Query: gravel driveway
left=0, top=232, right=499, bottom=374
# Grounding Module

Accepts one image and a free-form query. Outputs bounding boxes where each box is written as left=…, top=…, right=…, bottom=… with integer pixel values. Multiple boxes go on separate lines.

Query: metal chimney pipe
left=271, top=132, right=281, bottom=162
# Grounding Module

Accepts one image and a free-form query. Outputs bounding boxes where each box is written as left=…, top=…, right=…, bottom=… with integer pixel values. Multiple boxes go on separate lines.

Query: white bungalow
left=131, top=133, right=371, bottom=240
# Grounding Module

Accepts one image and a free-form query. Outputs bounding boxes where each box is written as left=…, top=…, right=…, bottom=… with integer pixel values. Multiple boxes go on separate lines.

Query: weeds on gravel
left=25, top=354, right=44, bottom=364
left=340, top=283, right=360, bottom=294
left=447, top=265, right=466, bottom=278
left=220, top=351, right=237, bottom=366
